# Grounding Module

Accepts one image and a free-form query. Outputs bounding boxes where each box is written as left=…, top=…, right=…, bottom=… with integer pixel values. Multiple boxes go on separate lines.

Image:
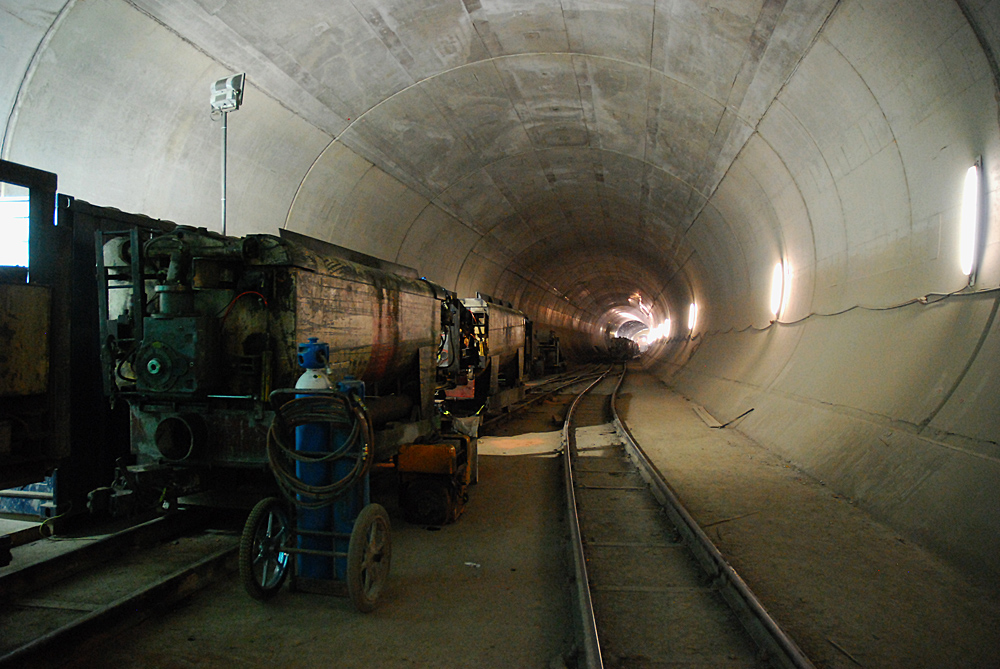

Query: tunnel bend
left=1, top=0, right=999, bottom=580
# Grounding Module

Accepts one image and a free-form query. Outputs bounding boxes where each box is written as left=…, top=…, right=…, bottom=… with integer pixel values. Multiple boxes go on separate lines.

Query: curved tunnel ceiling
left=300, top=2, right=827, bottom=340
left=285, top=19, right=808, bottom=338
left=2, top=0, right=859, bottom=343
left=2, top=0, right=997, bottom=352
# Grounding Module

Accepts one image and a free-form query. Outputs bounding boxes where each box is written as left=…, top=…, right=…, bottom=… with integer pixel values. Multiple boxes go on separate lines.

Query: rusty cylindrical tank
left=105, top=228, right=445, bottom=470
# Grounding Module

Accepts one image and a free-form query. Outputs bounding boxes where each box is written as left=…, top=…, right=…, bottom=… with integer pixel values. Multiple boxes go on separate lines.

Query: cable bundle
left=266, top=393, right=374, bottom=509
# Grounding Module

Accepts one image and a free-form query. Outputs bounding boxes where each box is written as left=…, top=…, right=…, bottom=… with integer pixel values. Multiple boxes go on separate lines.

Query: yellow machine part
left=397, top=443, right=457, bottom=476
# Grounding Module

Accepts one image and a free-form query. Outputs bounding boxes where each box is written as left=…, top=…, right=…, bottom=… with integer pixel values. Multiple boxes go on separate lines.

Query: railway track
left=1, top=363, right=814, bottom=668
left=0, top=512, right=237, bottom=668
left=562, top=365, right=814, bottom=669
left=480, top=365, right=606, bottom=430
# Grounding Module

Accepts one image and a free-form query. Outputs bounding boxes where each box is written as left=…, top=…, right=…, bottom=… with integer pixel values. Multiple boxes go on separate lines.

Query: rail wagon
left=444, top=295, right=530, bottom=415
left=91, top=225, right=487, bottom=515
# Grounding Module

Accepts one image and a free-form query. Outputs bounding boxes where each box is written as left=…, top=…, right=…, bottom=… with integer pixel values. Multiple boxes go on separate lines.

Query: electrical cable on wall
left=679, top=283, right=1000, bottom=341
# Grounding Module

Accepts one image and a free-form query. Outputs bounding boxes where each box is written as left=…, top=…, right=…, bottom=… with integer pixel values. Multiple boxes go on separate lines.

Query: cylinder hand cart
left=238, top=338, right=391, bottom=612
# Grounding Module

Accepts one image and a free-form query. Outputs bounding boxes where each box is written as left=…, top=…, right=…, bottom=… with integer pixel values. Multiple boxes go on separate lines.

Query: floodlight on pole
left=211, top=73, right=245, bottom=236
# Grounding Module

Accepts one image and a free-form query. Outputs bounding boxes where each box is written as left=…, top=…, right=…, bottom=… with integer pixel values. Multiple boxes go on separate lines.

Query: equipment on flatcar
left=443, top=294, right=528, bottom=417
left=89, top=225, right=525, bottom=537
left=608, top=336, right=640, bottom=362
left=537, top=329, right=565, bottom=374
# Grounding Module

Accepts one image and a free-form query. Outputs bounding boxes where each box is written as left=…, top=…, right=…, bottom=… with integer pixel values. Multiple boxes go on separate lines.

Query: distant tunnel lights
left=960, top=162, right=981, bottom=279
left=688, top=302, right=698, bottom=333
left=648, top=318, right=671, bottom=341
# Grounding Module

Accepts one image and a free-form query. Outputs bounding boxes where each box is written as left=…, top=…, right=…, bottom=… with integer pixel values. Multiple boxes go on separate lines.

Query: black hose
left=266, top=393, right=374, bottom=509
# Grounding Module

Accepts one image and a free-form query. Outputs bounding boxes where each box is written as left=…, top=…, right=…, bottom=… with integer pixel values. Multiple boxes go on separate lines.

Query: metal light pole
left=221, top=109, right=228, bottom=235
left=210, top=73, right=245, bottom=237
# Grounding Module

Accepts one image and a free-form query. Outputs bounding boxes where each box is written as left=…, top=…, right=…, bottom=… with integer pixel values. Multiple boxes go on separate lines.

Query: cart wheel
left=239, top=497, right=291, bottom=600
left=347, top=503, right=391, bottom=613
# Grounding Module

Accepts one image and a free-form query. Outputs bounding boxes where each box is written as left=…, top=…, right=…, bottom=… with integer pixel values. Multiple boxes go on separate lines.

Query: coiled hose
left=266, top=392, right=374, bottom=509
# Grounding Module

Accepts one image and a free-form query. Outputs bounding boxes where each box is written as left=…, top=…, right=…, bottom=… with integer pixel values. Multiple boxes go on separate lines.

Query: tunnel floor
left=42, top=370, right=1000, bottom=668
left=59, top=451, right=574, bottom=668
left=620, top=370, right=1000, bottom=668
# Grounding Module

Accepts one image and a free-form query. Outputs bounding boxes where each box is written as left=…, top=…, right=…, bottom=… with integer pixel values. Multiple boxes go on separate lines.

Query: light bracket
left=210, top=73, right=245, bottom=113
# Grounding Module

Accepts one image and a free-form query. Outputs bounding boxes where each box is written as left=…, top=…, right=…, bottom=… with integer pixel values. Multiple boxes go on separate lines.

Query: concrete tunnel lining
left=2, top=0, right=999, bottom=583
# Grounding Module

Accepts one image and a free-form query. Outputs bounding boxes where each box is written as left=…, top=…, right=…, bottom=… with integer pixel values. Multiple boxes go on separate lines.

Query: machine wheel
left=403, top=478, right=452, bottom=526
left=239, top=497, right=291, bottom=600
left=347, top=503, right=392, bottom=613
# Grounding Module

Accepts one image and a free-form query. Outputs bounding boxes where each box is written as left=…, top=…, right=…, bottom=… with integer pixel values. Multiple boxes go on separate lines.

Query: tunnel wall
left=0, top=0, right=558, bottom=314
left=656, top=1, right=1000, bottom=583
left=2, top=0, right=326, bottom=237
left=4, top=0, right=1000, bottom=584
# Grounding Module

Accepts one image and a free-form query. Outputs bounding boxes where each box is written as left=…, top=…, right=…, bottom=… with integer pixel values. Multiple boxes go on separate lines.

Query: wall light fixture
left=960, top=161, right=981, bottom=281
left=770, top=261, right=784, bottom=317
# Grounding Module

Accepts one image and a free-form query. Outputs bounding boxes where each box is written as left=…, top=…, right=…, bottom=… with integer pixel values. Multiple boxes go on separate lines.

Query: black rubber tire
left=403, top=478, right=452, bottom=526
left=239, top=497, right=292, bottom=601
left=346, top=503, right=391, bottom=613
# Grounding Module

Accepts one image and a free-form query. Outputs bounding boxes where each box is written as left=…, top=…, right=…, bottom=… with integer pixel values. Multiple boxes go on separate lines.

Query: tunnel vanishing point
left=3, top=0, right=999, bottom=585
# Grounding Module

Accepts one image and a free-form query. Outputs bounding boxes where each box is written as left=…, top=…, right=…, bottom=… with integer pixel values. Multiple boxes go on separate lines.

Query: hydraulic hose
left=266, top=393, right=374, bottom=509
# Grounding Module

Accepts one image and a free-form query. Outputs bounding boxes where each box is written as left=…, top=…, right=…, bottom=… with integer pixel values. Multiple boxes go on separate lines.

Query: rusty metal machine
left=91, top=225, right=457, bottom=512
left=3, top=160, right=524, bottom=586
left=608, top=336, right=640, bottom=361
left=443, top=294, right=529, bottom=416
left=396, top=432, right=476, bottom=526
left=536, top=329, right=566, bottom=375
left=90, top=224, right=516, bottom=530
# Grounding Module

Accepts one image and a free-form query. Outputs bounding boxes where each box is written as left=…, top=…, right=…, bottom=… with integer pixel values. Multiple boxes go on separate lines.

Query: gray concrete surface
left=620, top=369, right=1000, bottom=668
left=58, top=455, right=573, bottom=669
left=31, top=377, right=998, bottom=667
left=2, top=0, right=999, bottom=586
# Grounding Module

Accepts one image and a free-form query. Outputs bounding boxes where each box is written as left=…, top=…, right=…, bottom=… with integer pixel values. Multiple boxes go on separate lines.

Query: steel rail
left=480, top=366, right=605, bottom=429
left=0, top=510, right=209, bottom=602
left=527, top=365, right=604, bottom=392
left=0, top=544, right=235, bottom=668
left=609, top=371, right=816, bottom=669
left=560, top=363, right=617, bottom=669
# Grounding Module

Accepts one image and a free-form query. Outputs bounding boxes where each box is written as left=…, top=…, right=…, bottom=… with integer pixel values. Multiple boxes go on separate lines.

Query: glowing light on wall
left=688, top=302, right=698, bottom=332
left=960, top=163, right=980, bottom=278
left=628, top=293, right=651, bottom=317
left=770, top=261, right=784, bottom=316
left=648, top=318, right=671, bottom=341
